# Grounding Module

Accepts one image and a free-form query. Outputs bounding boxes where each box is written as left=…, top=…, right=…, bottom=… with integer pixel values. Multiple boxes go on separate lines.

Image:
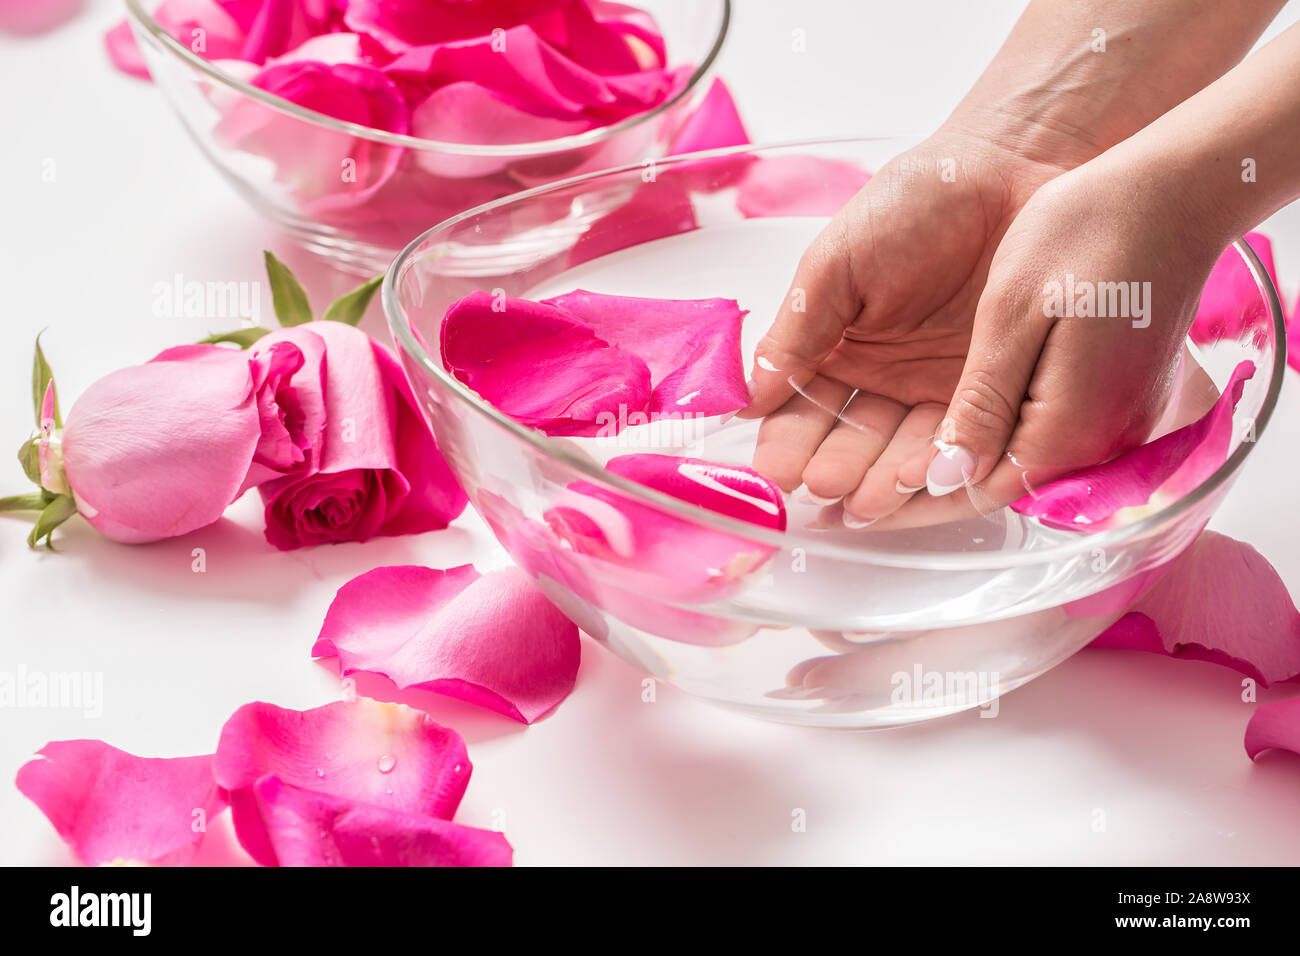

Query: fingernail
left=926, top=441, right=977, bottom=497
left=794, top=483, right=842, bottom=506
left=843, top=512, right=877, bottom=529
left=744, top=377, right=757, bottom=402
left=895, top=480, right=925, bottom=495
left=719, top=411, right=736, bottom=425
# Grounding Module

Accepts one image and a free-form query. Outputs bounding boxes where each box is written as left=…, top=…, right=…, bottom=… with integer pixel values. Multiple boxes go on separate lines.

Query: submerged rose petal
left=313, top=565, right=581, bottom=723
left=736, top=155, right=872, bottom=218
left=214, top=699, right=471, bottom=866
left=1013, top=361, right=1255, bottom=531
left=442, top=291, right=652, bottom=437
left=1090, top=531, right=1300, bottom=686
left=251, top=775, right=512, bottom=866
left=546, top=454, right=785, bottom=616
left=568, top=173, right=698, bottom=267
left=1190, top=233, right=1278, bottom=345
left=1244, top=697, right=1300, bottom=761
left=542, top=290, right=749, bottom=417
left=16, top=741, right=225, bottom=866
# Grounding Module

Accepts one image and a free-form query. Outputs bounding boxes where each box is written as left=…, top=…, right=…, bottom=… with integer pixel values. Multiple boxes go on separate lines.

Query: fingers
left=799, top=392, right=909, bottom=504
left=751, top=375, right=854, bottom=492
left=739, top=216, right=862, bottom=420
left=919, top=286, right=1051, bottom=497
left=841, top=402, right=946, bottom=524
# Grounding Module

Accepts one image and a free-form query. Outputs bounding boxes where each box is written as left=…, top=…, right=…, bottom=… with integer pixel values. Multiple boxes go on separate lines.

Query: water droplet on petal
left=377, top=754, right=396, bottom=773
left=315, top=768, right=325, bottom=778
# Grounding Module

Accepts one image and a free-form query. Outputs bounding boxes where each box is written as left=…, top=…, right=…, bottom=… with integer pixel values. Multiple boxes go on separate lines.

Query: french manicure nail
left=794, top=483, right=842, bottom=506
left=895, top=480, right=925, bottom=495
left=843, top=512, right=877, bottom=529
left=926, top=441, right=977, bottom=497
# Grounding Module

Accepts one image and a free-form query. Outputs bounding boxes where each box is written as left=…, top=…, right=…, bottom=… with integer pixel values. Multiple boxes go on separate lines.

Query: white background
left=2, top=0, right=1300, bottom=866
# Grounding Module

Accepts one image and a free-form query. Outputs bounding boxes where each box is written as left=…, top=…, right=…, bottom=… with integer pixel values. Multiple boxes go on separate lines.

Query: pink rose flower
left=253, top=321, right=467, bottom=550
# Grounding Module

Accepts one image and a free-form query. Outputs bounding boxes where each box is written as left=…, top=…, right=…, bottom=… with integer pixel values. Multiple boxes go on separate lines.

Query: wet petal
left=16, top=741, right=225, bottom=866
left=1090, top=531, right=1300, bottom=686
left=1190, top=233, right=1278, bottom=345
left=542, top=290, right=749, bottom=417
left=313, top=565, right=581, bottom=724
left=1013, top=361, right=1255, bottom=531
left=441, top=291, right=652, bottom=437
left=252, top=775, right=513, bottom=866
left=214, top=699, right=471, bottom=866
left=545, top=454, right=786, bottom=618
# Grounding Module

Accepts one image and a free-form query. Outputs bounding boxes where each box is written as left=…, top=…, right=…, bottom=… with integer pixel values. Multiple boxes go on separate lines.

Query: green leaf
left=32, top=334, right=61, bottom=428
left=321, top=274, right=382, bottom=327
left=0, top=493, right=46, bottom=513
left=26, top=493, right=76, bottom=549
left=264, top=250, right=313, bottom=327
left=198, top=327, right=272, bottom=349
left=17, top=437, right=41, bottom=486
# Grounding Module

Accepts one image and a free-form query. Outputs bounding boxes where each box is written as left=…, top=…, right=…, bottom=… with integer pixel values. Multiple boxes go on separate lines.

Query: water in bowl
left=521, top=218, right=1224, bottom=726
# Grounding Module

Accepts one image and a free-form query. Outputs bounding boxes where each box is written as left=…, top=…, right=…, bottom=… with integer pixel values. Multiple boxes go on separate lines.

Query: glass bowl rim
left=123, top=0, right=730, bottom=156
left=383, top=136, right=1289, bottom=571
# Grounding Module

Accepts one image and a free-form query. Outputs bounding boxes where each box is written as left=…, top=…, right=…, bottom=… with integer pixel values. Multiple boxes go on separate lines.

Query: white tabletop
left=3, top=0, right=1299, bottom=866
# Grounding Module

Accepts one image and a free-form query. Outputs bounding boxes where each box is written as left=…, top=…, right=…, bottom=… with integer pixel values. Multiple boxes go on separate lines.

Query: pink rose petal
left=736, top=155, right=872, bottom=218
left=251, top=775, right=512, bottom=866
left=214, top=699, right=472, bottom=867
left=106, top=0, right=250, bottom=79
left=1013, top=360, right=1255, bottom=531
left=1090, top=530, right=1300, bottom=686
left=441, top=291, right=652, bottom=437
left=567, top=173, right=698, bottom=267
left=543, top=290, right=749, bottom=417
left=668, top=77, right=749, bottom=155
left=216, top=59, right=408, bottom=215
left=313, top=564, right=581, bottom=724
left=1244, top=697, right=1300, bottom=761
left=1190, top=233, right=1278, bottom=345
left=409, top=81, right=591, bottom=177
left=546, top=453, right=785, bottom=611
left=61, top=344, right=262, bottom=544
left=16, top=741, right=225, bottom=866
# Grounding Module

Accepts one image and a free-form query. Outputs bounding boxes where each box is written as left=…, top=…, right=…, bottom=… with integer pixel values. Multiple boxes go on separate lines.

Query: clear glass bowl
left=384, top=138, right=1287, bottom=729
left=124, top=0, right=730, bottom=273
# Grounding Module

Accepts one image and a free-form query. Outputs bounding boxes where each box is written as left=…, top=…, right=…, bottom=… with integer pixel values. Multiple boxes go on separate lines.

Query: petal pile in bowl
left=109, top=0, right=693, bottom=247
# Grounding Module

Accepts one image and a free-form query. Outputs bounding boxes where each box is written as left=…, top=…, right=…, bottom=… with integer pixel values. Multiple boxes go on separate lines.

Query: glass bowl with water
left=384, top=138, right=1287, bottom=728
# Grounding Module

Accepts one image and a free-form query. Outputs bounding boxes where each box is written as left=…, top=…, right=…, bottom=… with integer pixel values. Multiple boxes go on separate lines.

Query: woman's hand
left=743, top=142, right=1224, bottom=529
left=740, top=126, right=1077, bottom=522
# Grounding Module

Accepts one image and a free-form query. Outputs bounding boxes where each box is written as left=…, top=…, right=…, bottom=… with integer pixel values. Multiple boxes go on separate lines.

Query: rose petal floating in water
left=441, top=290, right=748, bottom=435
left=313, top=564, right=581, bottom=724
left=1012, top=360, right=1255, bottom=531
left=16, top=741, right=225, bottom=866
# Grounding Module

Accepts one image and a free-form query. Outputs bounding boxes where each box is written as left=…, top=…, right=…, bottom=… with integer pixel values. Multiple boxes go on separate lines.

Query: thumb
left=925, top=293, right=1049, bottom=497
left=738, top=219, right=860, bottom=419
